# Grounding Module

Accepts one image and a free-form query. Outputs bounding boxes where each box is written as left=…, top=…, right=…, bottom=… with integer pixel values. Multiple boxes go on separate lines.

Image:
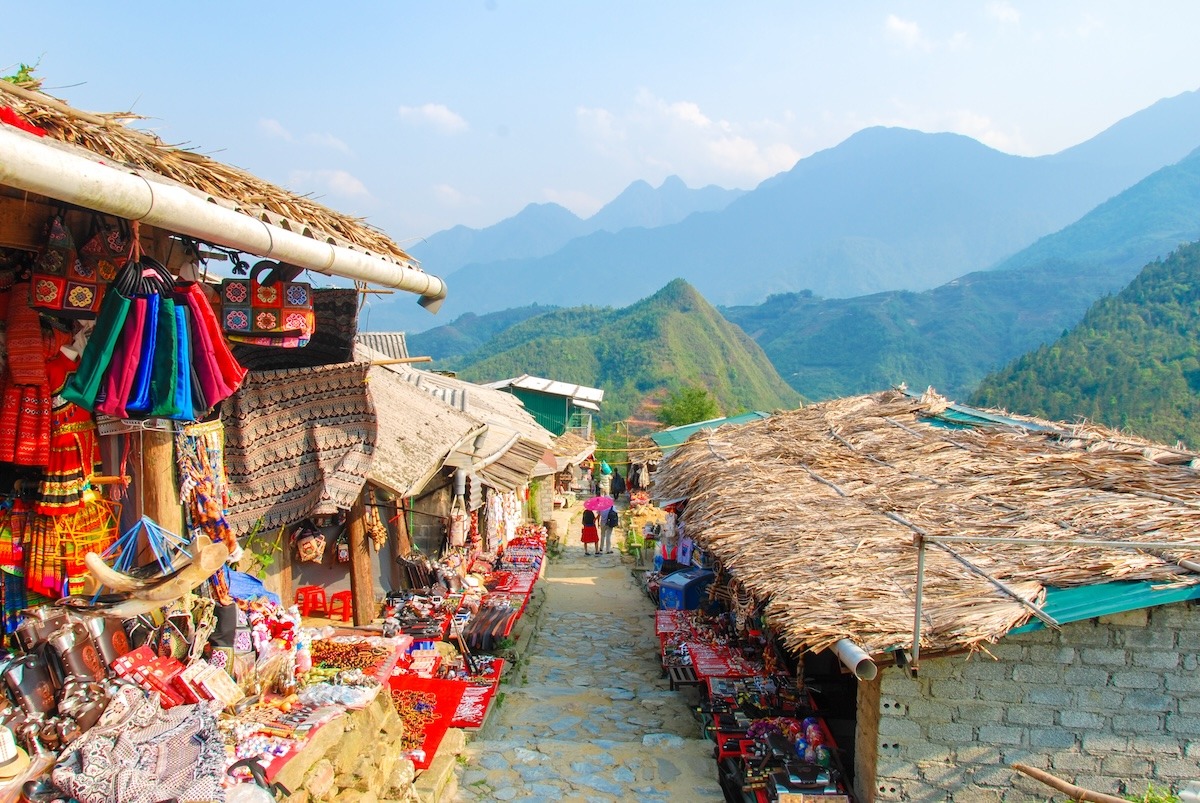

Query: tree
left=657, top=386, right=720, bottom=427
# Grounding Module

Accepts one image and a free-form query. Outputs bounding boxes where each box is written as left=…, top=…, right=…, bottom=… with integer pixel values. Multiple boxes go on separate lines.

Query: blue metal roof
left=651, top=411, right=772, bottom=454
left=1008, top=580, right=1200, bottom=635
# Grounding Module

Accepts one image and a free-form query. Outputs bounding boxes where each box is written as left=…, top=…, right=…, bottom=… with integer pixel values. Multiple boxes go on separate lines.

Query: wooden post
left=346, top=494, right=374, bottom=626
left=139, top=424, right=184, bottom=537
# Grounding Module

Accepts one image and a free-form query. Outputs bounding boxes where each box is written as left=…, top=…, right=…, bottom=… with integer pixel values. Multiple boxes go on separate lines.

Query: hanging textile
left=36, top=350, right=100, bottom=515
left=219, top=361, right=376, bottom=536
left=175, top=419, right=236, bottom=560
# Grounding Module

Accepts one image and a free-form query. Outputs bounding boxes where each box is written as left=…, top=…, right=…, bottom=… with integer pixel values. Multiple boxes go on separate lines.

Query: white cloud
left=290, top=169, right=370, bottom=198
left=986, top=2, right=1021, bottom=25
left=258, top=118, right=293, bottom=141
left=398, top=103, right=469, bottom=134
left=305, top=132, right=351, bottom=154
left=885, top=14, right=930, bottom=50
left=665, top=100, right=712, bottom=128
left=576, top=91, right=801, bottom=189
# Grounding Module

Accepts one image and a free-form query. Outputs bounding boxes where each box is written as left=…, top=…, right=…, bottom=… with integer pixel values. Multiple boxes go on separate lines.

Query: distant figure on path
left=600, top=506, right=619, bottom=554
left=610, top=469, right=626, bottom=501
left=581, top=508, right=599, bottom=555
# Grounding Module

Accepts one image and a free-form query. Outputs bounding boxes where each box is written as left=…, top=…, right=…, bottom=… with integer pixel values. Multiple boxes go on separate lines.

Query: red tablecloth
left=387, top=674, right=467, bottom=769
left=684, top=641, right=764, bottom=679
left=486, top=571, right=537, bottom=596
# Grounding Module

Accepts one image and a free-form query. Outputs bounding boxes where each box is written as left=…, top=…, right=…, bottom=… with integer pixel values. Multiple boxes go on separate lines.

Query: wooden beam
left=0, top=194, right=49, bottom=250
left=346, top=495, right=375, bottom=626
left=369, top=357, right=433, bottom=365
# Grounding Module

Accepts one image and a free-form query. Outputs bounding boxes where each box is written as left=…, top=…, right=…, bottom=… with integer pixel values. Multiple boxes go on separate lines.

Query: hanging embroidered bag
left=30, top=212, right=78, bottom=315
left=292, top=523, right=326, bottom=564
left=70, top=215, right=132, bottom=318
left=220, top=260, right=314, bottom=348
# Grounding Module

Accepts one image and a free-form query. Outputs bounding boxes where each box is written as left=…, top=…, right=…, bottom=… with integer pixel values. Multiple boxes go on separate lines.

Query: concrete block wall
left=870, top=602, right=1199, bottom=802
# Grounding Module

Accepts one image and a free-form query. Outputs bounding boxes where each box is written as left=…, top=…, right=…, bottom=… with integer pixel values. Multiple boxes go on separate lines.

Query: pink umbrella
left=583, top=495, right=615, bottom=512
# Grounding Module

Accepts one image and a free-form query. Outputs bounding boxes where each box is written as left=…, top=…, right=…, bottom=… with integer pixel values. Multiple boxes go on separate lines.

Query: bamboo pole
left=1011, top=763, right=1128, bottom=803
left=369, top=357, right=433, bottom=365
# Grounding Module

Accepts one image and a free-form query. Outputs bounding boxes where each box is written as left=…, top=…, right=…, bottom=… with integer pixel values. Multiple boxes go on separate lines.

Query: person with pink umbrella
left=580, top=507, right=599, bottom=555
left=581, top=495, right=613, bottom=556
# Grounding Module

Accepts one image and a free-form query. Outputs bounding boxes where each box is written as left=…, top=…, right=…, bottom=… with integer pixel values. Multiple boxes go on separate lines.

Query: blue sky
left=5, top=1, right=1200, bottom=246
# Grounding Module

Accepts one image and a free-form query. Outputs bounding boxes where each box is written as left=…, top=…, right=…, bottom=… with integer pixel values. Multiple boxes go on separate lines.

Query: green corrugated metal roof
left=1008, top=580, right=1200, bottom=635
left=651, top=411, right=772, bottom=453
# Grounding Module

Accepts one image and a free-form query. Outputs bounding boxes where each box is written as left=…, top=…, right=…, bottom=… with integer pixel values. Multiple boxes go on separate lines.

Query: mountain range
left=723, top=145, right=1200, bottom=401
left=375, top=88, right=1200, bottom=334
left=408, top=175, right=744, bottom=277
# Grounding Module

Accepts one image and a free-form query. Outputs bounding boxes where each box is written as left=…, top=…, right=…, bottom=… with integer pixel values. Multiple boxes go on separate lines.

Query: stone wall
left=870, top=602, right=1199, bottom=802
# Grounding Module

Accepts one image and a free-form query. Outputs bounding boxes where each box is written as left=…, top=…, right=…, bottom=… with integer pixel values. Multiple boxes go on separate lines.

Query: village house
left=651, top=388, right=1200, bottom=802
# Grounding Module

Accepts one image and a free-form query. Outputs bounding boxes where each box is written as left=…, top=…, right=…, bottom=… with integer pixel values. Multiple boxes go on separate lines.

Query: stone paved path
left=451, top=510, right=724, bottom=803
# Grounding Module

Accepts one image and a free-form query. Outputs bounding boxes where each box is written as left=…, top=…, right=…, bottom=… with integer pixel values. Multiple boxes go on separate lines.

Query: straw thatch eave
left=652, top=389, right=1200, bottom=660
left=0, top=80, right=417, bottom=266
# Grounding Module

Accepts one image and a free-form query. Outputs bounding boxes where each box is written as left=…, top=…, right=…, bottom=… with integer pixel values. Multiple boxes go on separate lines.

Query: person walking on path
left=581, top=508, right=599, bottom=555
left=600, top=505, right=619, bottom=554
left=610, top=469, right=625, bottom=501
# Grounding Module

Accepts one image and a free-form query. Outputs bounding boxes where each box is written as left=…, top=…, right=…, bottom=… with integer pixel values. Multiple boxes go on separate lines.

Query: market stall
left=0, top=77, right=452, bottom=801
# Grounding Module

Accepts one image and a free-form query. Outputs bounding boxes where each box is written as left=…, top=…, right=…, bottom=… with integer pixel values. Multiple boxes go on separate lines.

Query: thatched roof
left=365, top=360, right=481, bottom=498
left=552, top=431, right=596, bottom=469
left=0, top=80, right=416, bottom=266
left=652, top=389, right=1200, bottom=660
left=628, top=435, right=662, bottom=466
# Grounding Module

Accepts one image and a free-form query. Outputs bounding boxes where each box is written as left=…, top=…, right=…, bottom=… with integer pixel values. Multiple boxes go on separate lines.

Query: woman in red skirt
left=580, top=507, right=599, bottom=555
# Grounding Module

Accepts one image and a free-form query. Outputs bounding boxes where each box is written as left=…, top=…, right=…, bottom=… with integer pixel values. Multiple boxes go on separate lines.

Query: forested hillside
left=972, top=241, right=1200, bottom=447
left=442, top=280, right=802, bottom=425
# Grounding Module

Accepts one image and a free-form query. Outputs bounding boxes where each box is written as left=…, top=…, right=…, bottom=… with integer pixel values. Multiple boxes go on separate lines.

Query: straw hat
left=0, top=726, right=29, bottom=779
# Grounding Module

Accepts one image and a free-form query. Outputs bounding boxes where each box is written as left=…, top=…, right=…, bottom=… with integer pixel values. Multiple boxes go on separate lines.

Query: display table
left=683, top=641, right=763, bottom=679
left=449, top=658, right=505, bottom=729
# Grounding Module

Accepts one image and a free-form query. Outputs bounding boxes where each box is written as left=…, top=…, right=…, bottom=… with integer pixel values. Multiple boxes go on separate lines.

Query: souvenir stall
left=646, top=496, right=853, bottom=801
left=656, top=581, right=855, bottom=802
left=0, top=78, right=450, bottom=801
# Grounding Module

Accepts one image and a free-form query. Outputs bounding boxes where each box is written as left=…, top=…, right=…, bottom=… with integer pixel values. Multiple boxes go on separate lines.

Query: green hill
left=442, top=279, right=803, bottom=424
left=971, top=241, right=1200, bottom=447
left=722, top=146, right=1200, bottom=402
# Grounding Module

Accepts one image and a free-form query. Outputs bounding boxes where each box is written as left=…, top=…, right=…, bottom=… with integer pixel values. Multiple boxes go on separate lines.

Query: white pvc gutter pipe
left=831, top=638, right=878, bottom=681
left=0, top=126, right=448, bottom=311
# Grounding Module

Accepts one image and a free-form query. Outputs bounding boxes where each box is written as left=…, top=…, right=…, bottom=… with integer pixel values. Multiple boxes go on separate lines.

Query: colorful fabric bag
left=292, top=523, right=326, bottom=563
left=220, top=260, right=314, bottom=348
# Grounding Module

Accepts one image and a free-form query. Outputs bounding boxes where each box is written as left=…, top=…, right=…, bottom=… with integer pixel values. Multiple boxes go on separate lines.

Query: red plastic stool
left=295, top=585, right=327, bottom=617
left=328, top=590, right=353, bottom=622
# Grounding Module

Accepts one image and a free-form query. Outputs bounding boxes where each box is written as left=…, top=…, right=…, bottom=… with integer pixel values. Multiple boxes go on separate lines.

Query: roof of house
left=363, top=357, right=481, bottom=498
left=551, top=431, right=596, bottom=469
left=356, top=332, right=409, bottom=361
left=0, top=79, right=420, bottom=268
left=650, top=411, right=772, bottom=454
left=485, top=374, right=605, bottom=406
left=360, top=346, right=558, bottom=495
left=650, top=388, right=1200, bottom=661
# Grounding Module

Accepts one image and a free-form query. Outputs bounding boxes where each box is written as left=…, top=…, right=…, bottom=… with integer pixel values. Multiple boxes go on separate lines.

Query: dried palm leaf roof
left=628, top=435, right=663, bottom=465
left=552, top=431, right=594, bottom=460
left=0, top=80, right=417, bottom=266
left=652, top=388, right=1200, bottom=660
